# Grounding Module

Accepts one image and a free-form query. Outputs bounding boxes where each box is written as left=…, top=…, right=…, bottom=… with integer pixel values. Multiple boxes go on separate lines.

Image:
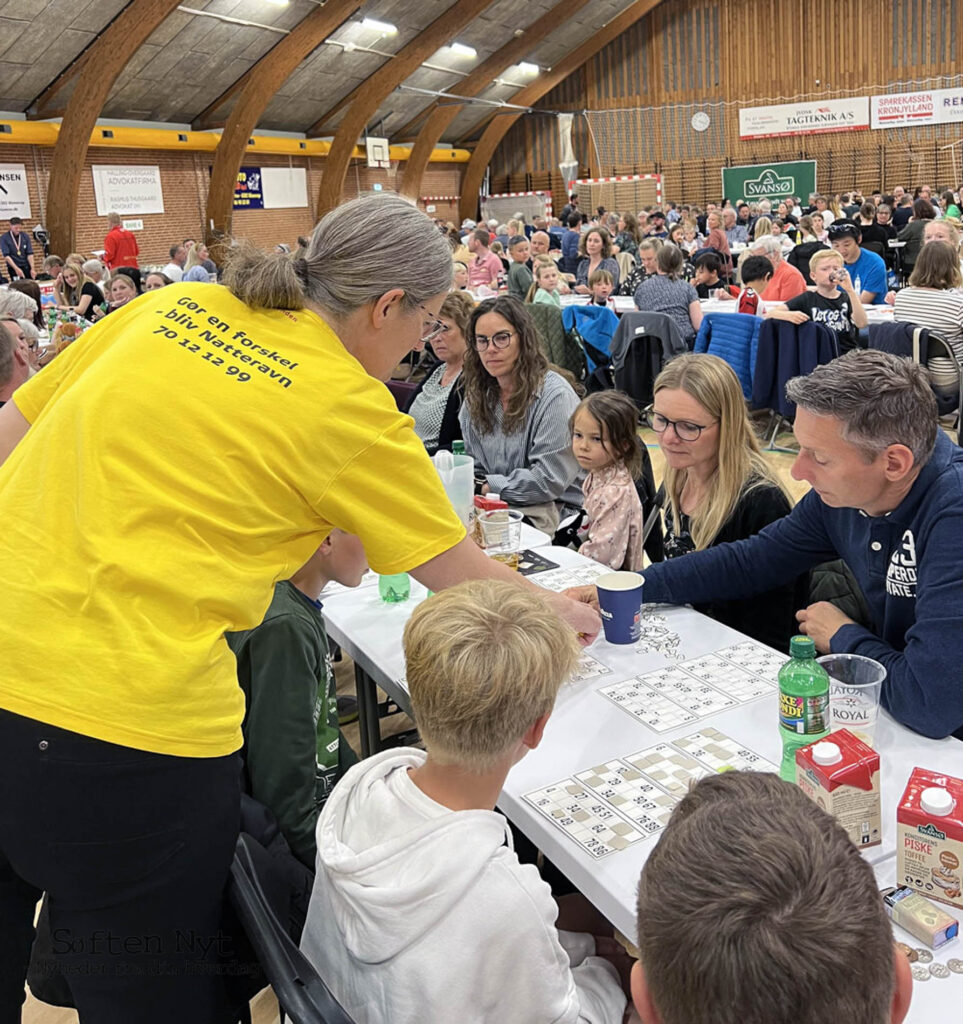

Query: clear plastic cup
left=817, top=654, right=886, bottom=748
left=477, top=509, right=524, bottom=570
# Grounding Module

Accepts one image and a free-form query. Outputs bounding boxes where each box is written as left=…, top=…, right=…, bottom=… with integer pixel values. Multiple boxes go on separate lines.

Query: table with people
left=4, top=183, right=963, bottom=1024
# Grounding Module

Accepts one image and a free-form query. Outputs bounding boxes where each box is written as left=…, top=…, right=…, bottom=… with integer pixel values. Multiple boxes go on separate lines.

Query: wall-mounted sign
left=871, top=87, right=963, bottom=129
left=0, top=164, right=32, bottom=219
left=91, top=165, right=164, bottom=216
left=722, top=161, right=817, bottom=204
left=122, top=219, right=144, bottom=231
left=233, top=167, right=264, bottom=209
left=223, top=166, right=307, bottom=210
left=259, top=167, right=307, bottom=209
left=739, top=98, right=869, bottom=139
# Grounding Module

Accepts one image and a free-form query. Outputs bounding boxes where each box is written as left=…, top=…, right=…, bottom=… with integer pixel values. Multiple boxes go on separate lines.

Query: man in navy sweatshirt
left=575, top=350, right=963, bottom=740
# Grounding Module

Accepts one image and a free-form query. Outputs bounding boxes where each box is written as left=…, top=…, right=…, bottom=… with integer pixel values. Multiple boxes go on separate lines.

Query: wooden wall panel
left=490, top=0, right=963, bottom=205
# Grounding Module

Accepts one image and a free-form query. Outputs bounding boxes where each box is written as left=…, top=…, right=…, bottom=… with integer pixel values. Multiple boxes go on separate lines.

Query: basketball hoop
left=366, top=136, right=391, bottom=170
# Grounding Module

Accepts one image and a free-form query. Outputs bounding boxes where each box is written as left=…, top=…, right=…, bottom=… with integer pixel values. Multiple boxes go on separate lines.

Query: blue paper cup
left=596, top=571, right=645, bottom=644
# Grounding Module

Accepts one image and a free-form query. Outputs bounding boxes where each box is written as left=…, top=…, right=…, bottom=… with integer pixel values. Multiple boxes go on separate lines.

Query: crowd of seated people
left=5, top=182, right=963, bottom=1022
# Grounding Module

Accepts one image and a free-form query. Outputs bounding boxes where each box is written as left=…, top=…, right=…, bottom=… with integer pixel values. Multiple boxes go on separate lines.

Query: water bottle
left=778, top=635, right=830, bottom=781
left=378, top=573, right=410, bottom=603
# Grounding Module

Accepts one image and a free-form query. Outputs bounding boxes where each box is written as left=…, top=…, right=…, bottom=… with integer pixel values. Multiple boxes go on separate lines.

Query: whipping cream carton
left=795, top=729, right=881, bottom=848
left=897, top=768, right=963, bottom=911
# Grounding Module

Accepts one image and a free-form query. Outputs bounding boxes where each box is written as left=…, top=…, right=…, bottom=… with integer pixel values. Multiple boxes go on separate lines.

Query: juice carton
left=897, top=768, right=963, bottom=911
left=795, top=729, right=881, bottom=848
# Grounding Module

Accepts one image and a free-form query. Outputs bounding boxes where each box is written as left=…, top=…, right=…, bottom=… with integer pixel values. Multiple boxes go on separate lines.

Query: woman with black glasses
left=459, top=296, right=581, bottom=533
left=409, top=290, right=472, bottom=453
left=650, top=353, right=803, bottom=649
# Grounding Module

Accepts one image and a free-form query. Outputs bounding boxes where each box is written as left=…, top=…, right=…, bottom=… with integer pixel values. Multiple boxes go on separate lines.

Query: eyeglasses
left=827, top=225, right=859, bottom=241
left=648, top=411, right=717, bottom=441
left=474, top=330, right=515, bottom=352
left=417, top=303, right=447, bottom=344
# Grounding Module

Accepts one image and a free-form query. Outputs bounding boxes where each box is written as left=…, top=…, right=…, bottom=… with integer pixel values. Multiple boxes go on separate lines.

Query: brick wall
left=0, top=143, right=464, bottom=266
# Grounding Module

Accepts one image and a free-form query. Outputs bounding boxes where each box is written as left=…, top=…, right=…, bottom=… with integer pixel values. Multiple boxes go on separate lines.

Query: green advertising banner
left=721, top=160, right=817, bottom=204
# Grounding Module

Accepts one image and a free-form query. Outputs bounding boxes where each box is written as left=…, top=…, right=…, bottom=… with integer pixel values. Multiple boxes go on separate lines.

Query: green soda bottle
left=378, top=573, right=410, bottom=603
left=451, top=440, right=466, bottom=456
left=778, top=635, right=830, bottom=781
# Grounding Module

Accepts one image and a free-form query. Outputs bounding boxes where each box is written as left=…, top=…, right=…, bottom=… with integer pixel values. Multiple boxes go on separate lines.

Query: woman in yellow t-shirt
left=0, top=194, right=599, bottom=1021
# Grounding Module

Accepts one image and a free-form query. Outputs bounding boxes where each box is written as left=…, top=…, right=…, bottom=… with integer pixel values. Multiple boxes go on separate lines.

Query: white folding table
left=322, top=546, right=963, bottom=1015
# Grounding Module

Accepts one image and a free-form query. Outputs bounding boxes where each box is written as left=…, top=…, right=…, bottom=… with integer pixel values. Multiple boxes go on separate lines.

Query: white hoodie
left=300, top=749, right=627, bottom=1024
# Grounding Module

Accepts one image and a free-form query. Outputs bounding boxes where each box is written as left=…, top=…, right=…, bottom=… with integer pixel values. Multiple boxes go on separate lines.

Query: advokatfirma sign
left=721, top=161, right=817, bottom=204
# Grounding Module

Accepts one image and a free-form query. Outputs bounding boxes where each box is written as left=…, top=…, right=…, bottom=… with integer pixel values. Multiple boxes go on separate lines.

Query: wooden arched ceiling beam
left=314, top=0, right=498, bottom=217
left=205, top=0, right=364, bottom=244
left=397, top=0, right=590, bottom=202
left=458, top=0, right=663, bottom=224
left=46, top=0, right=184, bottom=256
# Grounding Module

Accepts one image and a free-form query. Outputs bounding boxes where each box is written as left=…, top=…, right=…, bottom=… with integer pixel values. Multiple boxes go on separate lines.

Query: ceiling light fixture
left=517, top=62, right=539, bottom=75
left=263, top=0, right=289, bottom=6
left=449, top=42, right=477, bottom=58
left=360, top=17, right=397, bottom=34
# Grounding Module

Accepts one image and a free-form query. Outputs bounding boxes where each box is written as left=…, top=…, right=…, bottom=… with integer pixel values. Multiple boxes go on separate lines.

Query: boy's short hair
left=693, top=252, right=722, bottom=275
left=403, top=580, right=579, bottom=771
left=636, top=772, right=893, bottom=1024
left=739, top=254, right=773, bottom=285
left=588, top=269, right=614, bottom=287
left=808, top=248, right=844, bottom=272
left=508, top=235, right=529, bottom=251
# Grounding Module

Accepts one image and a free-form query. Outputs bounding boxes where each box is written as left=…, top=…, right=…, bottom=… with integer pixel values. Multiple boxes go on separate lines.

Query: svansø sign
left=722, top=161, right=817, bottom=204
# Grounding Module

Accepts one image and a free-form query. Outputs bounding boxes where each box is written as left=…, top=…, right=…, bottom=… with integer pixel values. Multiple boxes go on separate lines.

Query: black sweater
left=664, top=480, right=807, bottom=651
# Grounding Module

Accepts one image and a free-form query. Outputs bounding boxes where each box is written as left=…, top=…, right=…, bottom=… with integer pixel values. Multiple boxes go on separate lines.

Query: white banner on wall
left=259, top=166, right=308, bottom=210
left=871, top=91, right=938, bottom=129
left=91, top=165, right=164, bottom=216
left=0, top=164, right=32, bottom=219
left=739, top=97, right=870, bottom=139
left=871, top=87, right=963, bottom=129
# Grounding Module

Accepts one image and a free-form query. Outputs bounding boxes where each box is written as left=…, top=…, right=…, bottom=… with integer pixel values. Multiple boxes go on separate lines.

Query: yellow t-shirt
left=1, top=283, right=465, bottom=757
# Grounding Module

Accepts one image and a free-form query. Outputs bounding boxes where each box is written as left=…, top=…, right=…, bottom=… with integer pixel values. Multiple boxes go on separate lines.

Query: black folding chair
left=228, top=834, right=356, bottom=1024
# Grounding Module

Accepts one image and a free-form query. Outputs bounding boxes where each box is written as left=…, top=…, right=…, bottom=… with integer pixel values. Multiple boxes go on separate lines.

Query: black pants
left=0, top=709, right=241, bottom=1023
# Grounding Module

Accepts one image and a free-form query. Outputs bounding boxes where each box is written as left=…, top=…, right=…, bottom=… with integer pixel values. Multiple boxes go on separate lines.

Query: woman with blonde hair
left=53, top=260, right=103, bottom=321
left=650, top=353, right=802, bottom=647
left=182, top=242, right=213, bottom=282
left=752, top=216, right=773, bottom=240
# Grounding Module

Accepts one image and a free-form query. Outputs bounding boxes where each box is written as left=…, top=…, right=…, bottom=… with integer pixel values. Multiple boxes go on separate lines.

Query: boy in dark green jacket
left=228, top=529, right=367, bottom=868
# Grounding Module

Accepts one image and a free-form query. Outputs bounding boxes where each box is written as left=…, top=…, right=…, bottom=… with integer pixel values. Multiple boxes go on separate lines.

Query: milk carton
left=897, top=768, right=963, bottom=911
left=795, top=729, right=881, bottom=848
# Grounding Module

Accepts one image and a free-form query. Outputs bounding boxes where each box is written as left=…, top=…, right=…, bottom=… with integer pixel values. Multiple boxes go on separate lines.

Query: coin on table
left=911, top=965, right=931, bottom=982
left=915, top=948, right=933, bottom=963
left=930, top=963, right=951, bottom=979
left=947, top=958, right=963, bottom=974
left=896, top=942, right=918, bottom=962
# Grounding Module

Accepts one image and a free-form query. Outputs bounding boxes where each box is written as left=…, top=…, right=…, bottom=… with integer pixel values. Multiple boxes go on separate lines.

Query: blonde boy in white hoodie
left=300, top=579, right=628, bottom=1024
